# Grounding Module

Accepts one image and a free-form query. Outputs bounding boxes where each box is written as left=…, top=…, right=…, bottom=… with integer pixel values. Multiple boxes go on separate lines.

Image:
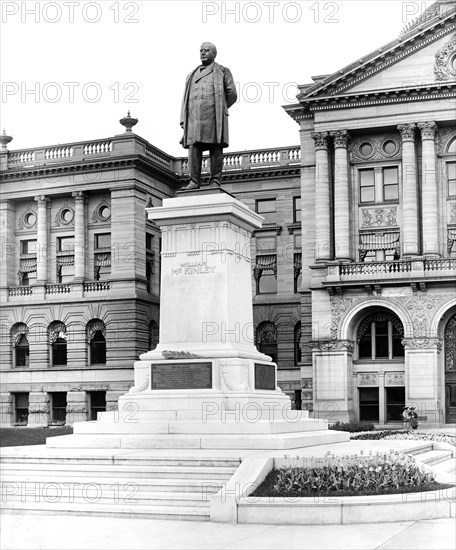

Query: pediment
left=345, top=33, right=456, bottom=94
left=298, top=7, right=456, bottom=103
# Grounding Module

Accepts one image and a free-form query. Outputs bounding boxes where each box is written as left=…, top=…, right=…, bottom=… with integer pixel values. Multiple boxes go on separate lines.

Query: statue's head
left=200, top=42, right=217, bottom=66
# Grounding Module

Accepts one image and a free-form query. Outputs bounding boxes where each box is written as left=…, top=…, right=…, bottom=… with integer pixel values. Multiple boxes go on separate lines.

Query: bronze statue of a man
left=180, top=42, right=237, bottom=190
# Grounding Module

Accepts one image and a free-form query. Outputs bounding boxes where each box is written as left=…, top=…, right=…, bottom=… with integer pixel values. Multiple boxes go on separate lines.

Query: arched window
left=357, top=312, right=404, bottom=360
left=149, top=320, right=159, bottom=351
left=294, top=322, right=302, bottom=365
left=256, top=321, right=278, bottom=363
left=87, top=319, right=106, bottom=365
left=49, top=321, right=67, bottom=366
left=11, top=323, right=29, bottom=368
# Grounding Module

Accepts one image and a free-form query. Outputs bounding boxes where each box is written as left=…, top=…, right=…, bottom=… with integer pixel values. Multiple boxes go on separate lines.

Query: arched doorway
left=444, top=313, right=456, bottom=423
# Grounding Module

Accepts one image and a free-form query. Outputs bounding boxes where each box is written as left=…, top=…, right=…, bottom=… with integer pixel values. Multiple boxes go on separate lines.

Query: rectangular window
left=293, top=197, right=301, bottom=223
left=254, top=255, right=277, bottom=294
left=58, top=236, right=75, bottom=253
left=294, top=252, right=302, bottom=294
left=21, top=240, right=37, bottom=255
left=14, top=393, right=29, bottom=425
left=359, top=388, right=379, bottom=422
left=256, top=235, right=276, bottom=255
left=50, top=392, right=67, bottom=424
left=359, top=167, right=399, bottom=203
left=146, top=258, right=154, bottom=293
left=383, top=167, right=399, bottom=201
left=360, top=169, right=375, bottom=203
left=256, top=199, right=276, bottom=225
left=21, top=271, right=37, bottom=286
left=58, top=264, right=74, bottom=284
left=146, top=233, right=153, bottom=251
left=88, top=391, right=106, bottom=421
left=95, top=233, right=111, bottom=250
left=448, top=162, right=456, bottom=197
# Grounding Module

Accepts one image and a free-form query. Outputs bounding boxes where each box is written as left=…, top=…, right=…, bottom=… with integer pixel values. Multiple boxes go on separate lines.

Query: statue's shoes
left=209, top=181, right=221, bottom=188
left=181, top=182, right=200, bottom=190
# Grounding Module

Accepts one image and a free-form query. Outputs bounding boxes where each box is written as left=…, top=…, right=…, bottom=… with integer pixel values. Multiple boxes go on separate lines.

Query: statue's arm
left=223, top=68, right=237, bottom=109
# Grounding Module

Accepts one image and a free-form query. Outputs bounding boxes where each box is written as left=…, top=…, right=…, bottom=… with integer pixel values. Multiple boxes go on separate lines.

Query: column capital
left=330, top=130, right=350, bottom=149
left=34, top=195, right=51, bottom=208
left=397, top=123, right=416, bottom=141
left=417, top=121, right=437, bottom=140
left=311, top=131, right=329, bottom=151
left=72, top=191, right=87, bottom=203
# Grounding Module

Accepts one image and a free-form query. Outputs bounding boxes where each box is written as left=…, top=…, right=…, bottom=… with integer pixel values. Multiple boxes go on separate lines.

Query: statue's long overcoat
left=180, top=62, right=237, bottom=149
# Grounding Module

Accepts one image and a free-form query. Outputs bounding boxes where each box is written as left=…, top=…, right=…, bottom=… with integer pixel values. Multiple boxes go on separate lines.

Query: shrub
left=351, top=430, right=407, bottom=440
left=329, top=421, right=375, bottom=433
left=262, top=450, right=436, bottom=497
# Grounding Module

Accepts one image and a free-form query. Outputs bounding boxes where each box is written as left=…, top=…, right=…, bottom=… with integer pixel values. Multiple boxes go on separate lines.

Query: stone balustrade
left=336, top=258, right=456, bottom=282
left=177, top=146, right=301, bottom=174
left=84, top=281, right=111, bottom=292
left=3, top=137, right=301, bottom=178
left=8, top=286, right=33, bottom=297
left=45, top=284, right=71, bottom=294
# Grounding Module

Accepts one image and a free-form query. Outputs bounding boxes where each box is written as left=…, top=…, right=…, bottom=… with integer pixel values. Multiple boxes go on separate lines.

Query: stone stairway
left=408, top=443, right=456, bottom=477
left=0, top=450, right=241, bottom=521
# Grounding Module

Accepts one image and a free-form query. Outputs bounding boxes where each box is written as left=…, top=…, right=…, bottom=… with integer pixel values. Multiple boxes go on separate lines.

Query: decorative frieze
left=329, top=293, right=447, bottom=340
left=361, top=207, right=397, bottom=228
left=358, top=373, right=378, bottom=386
left=385, top=372, right=405, bottom=386
left=434, top=36, right=456, bottom=81
left=311, top=339, right=355, bottom=353
left=402, top=337, right=443, bottom=350
left=350, top=137, right=401, bottom=162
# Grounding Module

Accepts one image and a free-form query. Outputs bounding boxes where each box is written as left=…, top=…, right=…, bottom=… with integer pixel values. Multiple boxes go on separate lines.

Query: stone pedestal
left=48, top=192, right=347, bottom=450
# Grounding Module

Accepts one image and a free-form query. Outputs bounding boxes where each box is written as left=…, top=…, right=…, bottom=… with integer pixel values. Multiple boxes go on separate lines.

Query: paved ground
left=1, top=513, right=455, bottom=549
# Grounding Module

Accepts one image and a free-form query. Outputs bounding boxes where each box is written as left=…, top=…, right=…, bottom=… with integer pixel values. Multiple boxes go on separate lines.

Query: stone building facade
left=284, top=0, right=456, bottom=425
left=1, top=0, right=455, bottom=427
left=0, top=126, right=304, bottom=426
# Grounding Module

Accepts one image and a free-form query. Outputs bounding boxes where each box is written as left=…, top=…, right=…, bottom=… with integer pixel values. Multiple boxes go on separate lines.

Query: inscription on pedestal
left=151, top=362, right=212, bottom=390
left=254, top=364, right=276, bottom=390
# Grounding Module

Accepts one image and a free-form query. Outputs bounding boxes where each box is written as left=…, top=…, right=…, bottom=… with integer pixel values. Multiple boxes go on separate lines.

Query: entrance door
left=359, top=388, right=379, bottom=422
left=444, top=314, right=456, bottom=423
left=385, top=387, right=405, bottom=422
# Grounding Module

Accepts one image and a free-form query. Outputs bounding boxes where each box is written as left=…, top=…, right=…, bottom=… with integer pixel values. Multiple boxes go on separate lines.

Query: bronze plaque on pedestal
left=254, top=364, right=276, bottom=390
left=151, top=363, right=212, bottom=390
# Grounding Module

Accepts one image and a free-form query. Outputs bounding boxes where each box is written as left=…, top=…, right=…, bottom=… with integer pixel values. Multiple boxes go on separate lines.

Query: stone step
left=0, top=455, right=241, bottom=468
left=98, top=409, right=310, bottom=422
left=427, top=458, right=456, bottom=475
left=403, top=443, right=434, bottom=456
left=413, top=449, right=453, bottom=466
left=2, top=489, right=211, bottom=508
left=46, top=429, right=349, bottom=450
left=0, top=500, right=210, bottom=521
left=72, top=418, right=325, bottom=435
left=0, top=463, right=236, bottom=480
left=0, top=475, right=223, bottom=494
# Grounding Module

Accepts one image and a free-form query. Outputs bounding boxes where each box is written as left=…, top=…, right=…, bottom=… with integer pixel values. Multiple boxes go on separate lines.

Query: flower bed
left=252, top=450, right=452, bottom=498
left=351, top=430, right=456, bottom=447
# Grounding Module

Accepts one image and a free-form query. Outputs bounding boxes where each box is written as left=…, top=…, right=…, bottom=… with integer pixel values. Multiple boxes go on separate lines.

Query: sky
left=1, top=0, right=437, bottom=156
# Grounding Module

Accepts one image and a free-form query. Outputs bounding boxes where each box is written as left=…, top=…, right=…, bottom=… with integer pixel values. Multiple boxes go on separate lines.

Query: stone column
left=417, top=122, right=439, bottom=257
left=311, top=132, right=331, bottom=261
left=72, top=191, right=86, bottom=280
left=331, top=130, right=351, bottom=261
left=28, top=392, right=50, bottom=426
left=66, top=391, right=87, bottom=424
left=397, top=124, right=419, bottom=257
left=34, top=195, right=50, bottom=283
left=378, top=372, right=385, bottom=425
